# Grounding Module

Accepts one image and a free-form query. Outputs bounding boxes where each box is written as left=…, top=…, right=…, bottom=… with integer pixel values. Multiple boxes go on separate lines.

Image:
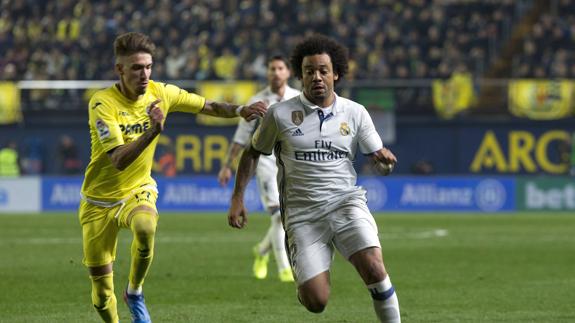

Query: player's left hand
left=240, top=101, right=267, bottom=121
left=375, top=147, right=397, bottom=165
left=370, top=147, right=398, bottom=175
left=228, top=196, right=248, bottom=229
left=218, top=166, right=232, bottom=187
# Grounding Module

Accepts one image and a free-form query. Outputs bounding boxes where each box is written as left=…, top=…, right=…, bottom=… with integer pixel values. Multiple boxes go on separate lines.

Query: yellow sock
left=128, top=211, right=157, bottom=291
left=90, top=273, right=119, bottom=323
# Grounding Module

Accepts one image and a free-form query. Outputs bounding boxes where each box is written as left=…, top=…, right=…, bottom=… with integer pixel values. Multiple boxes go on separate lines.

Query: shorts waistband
left=81, top=184, right=158, bottom=208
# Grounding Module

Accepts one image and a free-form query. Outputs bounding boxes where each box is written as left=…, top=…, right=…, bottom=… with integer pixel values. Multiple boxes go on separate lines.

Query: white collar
left=299, top=92, right=341, bottom=115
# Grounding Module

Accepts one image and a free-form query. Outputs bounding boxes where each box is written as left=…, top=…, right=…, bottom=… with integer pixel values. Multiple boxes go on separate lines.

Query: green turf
left=0, top=212, right=573, bottom=322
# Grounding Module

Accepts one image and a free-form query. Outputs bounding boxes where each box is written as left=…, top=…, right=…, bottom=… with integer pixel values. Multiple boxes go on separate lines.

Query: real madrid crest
left=340, top=122, right=350, bottom=136
left=292, top=111, right=304, bottom=125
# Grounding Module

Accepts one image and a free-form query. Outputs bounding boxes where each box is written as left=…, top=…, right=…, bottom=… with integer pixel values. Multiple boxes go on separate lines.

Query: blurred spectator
left=57, top=135, right=82, bottom=174
left=214, top=48, right=239, bottom=80
left=0, top=141, right=20, bottom=176
left=20, top=138, right=44, bottom=174
left=1, top=63, right=17, bottom=81
left=411, top=160, right=434, bottom=175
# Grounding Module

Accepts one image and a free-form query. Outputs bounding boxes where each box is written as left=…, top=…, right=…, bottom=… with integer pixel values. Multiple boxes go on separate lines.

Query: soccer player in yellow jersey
left=79, top=32, right=266, bottom=323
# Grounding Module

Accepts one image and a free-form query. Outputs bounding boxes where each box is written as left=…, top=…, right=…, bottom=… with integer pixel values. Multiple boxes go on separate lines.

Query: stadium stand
left=2, top=0, right=574, bottom=175
left=0, top=0, right=530, bottom=81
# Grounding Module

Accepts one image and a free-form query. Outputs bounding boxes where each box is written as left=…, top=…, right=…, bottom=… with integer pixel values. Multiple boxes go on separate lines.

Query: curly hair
left=290, top=34, right=349, bottom=83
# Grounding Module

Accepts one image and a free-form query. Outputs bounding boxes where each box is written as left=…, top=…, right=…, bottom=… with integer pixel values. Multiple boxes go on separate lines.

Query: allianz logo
left=400, top=179, right=506, bottom=211
left=401, top=184, right=473, bottom=206
left=50, top=184, right=82, bottom=204
left=525, top=182, right=575, bottom=209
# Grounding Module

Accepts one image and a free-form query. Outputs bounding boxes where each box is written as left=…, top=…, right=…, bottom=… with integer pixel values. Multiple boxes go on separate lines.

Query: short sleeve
left=251, top=108, right=278, bottom=155
left=89, top=97, right=124, bottom=152
left=232, top=118, right=257, bottom=146
left=163, top=83, right=206, bottom=114
left=357, top=107, right=383, bottom=154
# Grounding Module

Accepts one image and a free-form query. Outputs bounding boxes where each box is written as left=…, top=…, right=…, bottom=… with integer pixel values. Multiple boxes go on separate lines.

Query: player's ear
left=115, top=63, right=124, bottom=76
left=334, top=72, right=339, bottom=81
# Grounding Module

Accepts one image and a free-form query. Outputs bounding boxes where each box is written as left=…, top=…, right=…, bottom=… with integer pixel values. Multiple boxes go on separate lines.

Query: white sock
left=269, top=211, right=290, bottom=271
left=367, top=276, right=400, bottom=323
left=127, top=283, right=142, bottom=295
left=257, top=220, right=273, bottom=255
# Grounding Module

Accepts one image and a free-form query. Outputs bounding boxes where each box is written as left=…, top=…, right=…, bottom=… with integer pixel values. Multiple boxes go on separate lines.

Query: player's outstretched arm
left=108, top=100, right=164, bottom=171
left=201, top=100, right=267, bottom=121
left=228, top=144, right=261, bottom=229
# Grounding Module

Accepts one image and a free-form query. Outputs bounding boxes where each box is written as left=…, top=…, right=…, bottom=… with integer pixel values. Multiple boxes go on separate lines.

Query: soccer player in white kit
left=218, top=55, right=300, bottom=282
left=228, top=35, right=401, bottom=322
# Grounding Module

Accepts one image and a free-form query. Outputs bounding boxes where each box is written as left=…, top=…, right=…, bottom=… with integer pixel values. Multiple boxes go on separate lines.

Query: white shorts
left=256, top=156, right=280, bottom=210
left=286, top=203, right=381, bottom=285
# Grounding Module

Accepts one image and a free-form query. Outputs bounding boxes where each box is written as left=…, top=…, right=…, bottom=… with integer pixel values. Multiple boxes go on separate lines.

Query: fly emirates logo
left=294, top=140, right=348, bottom=161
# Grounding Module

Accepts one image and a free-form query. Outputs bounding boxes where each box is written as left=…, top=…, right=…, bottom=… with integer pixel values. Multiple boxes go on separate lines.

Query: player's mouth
left=312, top=85, right=324, bottom=92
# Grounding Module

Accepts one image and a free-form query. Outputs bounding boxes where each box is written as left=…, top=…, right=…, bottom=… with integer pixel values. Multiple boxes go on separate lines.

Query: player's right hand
left=240, top=101, right=267, bottom=121
left=147, top=99, right=164, bottom=133
left=228, top=196, right=248, bottom=229
left=218, top=166, right=232, bottom=186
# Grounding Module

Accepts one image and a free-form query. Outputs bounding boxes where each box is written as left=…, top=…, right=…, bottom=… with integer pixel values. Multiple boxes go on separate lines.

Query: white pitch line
left=0, top=229, right=449, bottom=246
left=382, top=229, right=448, bottom=240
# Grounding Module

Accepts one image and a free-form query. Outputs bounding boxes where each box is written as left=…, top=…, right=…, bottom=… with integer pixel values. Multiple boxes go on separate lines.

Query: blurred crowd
left=514, top=0, right=575, bottom=78
left=0, top=0, right=529, bottom=82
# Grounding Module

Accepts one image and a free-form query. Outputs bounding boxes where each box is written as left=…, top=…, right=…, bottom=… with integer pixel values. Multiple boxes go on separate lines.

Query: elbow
left=245, top=144, right=262, bottom=158
left=108, top=153, right=127, bottom=171
left=115, top=164, right=128, bottom=171
left=111, top=159, right=127, bottom=171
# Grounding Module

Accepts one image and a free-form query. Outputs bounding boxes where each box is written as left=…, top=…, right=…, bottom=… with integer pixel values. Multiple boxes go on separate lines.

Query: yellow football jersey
left=81, top=80, right=205, bottom=202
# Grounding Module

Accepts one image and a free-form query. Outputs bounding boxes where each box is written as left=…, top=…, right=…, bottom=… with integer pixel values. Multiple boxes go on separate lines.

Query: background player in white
left=227, top=35, right=401, bottom=322
left=218, top=55, right=299, bottom=282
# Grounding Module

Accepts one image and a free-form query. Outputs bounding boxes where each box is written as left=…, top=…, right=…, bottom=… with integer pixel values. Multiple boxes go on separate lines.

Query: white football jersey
left=252, top=92, right=383, bottom=227
left=232, top=85, right=300, bottom=172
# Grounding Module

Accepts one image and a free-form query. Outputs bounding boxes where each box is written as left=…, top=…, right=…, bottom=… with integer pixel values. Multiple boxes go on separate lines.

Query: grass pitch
left=0, top=212, right=573, bottom=322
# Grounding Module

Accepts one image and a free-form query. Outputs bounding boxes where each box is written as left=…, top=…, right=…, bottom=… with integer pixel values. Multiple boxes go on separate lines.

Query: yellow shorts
left=78, top=186, right=159, bottom=267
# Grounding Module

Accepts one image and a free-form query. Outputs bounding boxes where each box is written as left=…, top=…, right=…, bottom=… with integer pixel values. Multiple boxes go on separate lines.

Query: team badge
left=96, top=119, right=110, bottom=139
left=292, top=111, right=304, bottom=125
left=340, top=122, right=350, bottom=136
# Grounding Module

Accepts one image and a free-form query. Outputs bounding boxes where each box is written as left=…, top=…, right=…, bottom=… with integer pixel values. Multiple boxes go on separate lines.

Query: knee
left=92, top=290, right=113, bottom=310
left=131, top=212, right=157, bottom=238
left=91, top=275, right=114, bottom=309
left=302, top=297, right=328, bottom=313
left=298, top=290, right=329, bottom=313
left=363, top=260, right=387, bottom=283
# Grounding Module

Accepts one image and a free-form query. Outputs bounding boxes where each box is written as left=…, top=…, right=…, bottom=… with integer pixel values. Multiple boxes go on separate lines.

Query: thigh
left=79, top=200, right=121, bottom=267
left=117, top=185, right=159, bottom=228
left=332, top=203, right=381, bottom=260
left=287, top=219, right=334, bottom=285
